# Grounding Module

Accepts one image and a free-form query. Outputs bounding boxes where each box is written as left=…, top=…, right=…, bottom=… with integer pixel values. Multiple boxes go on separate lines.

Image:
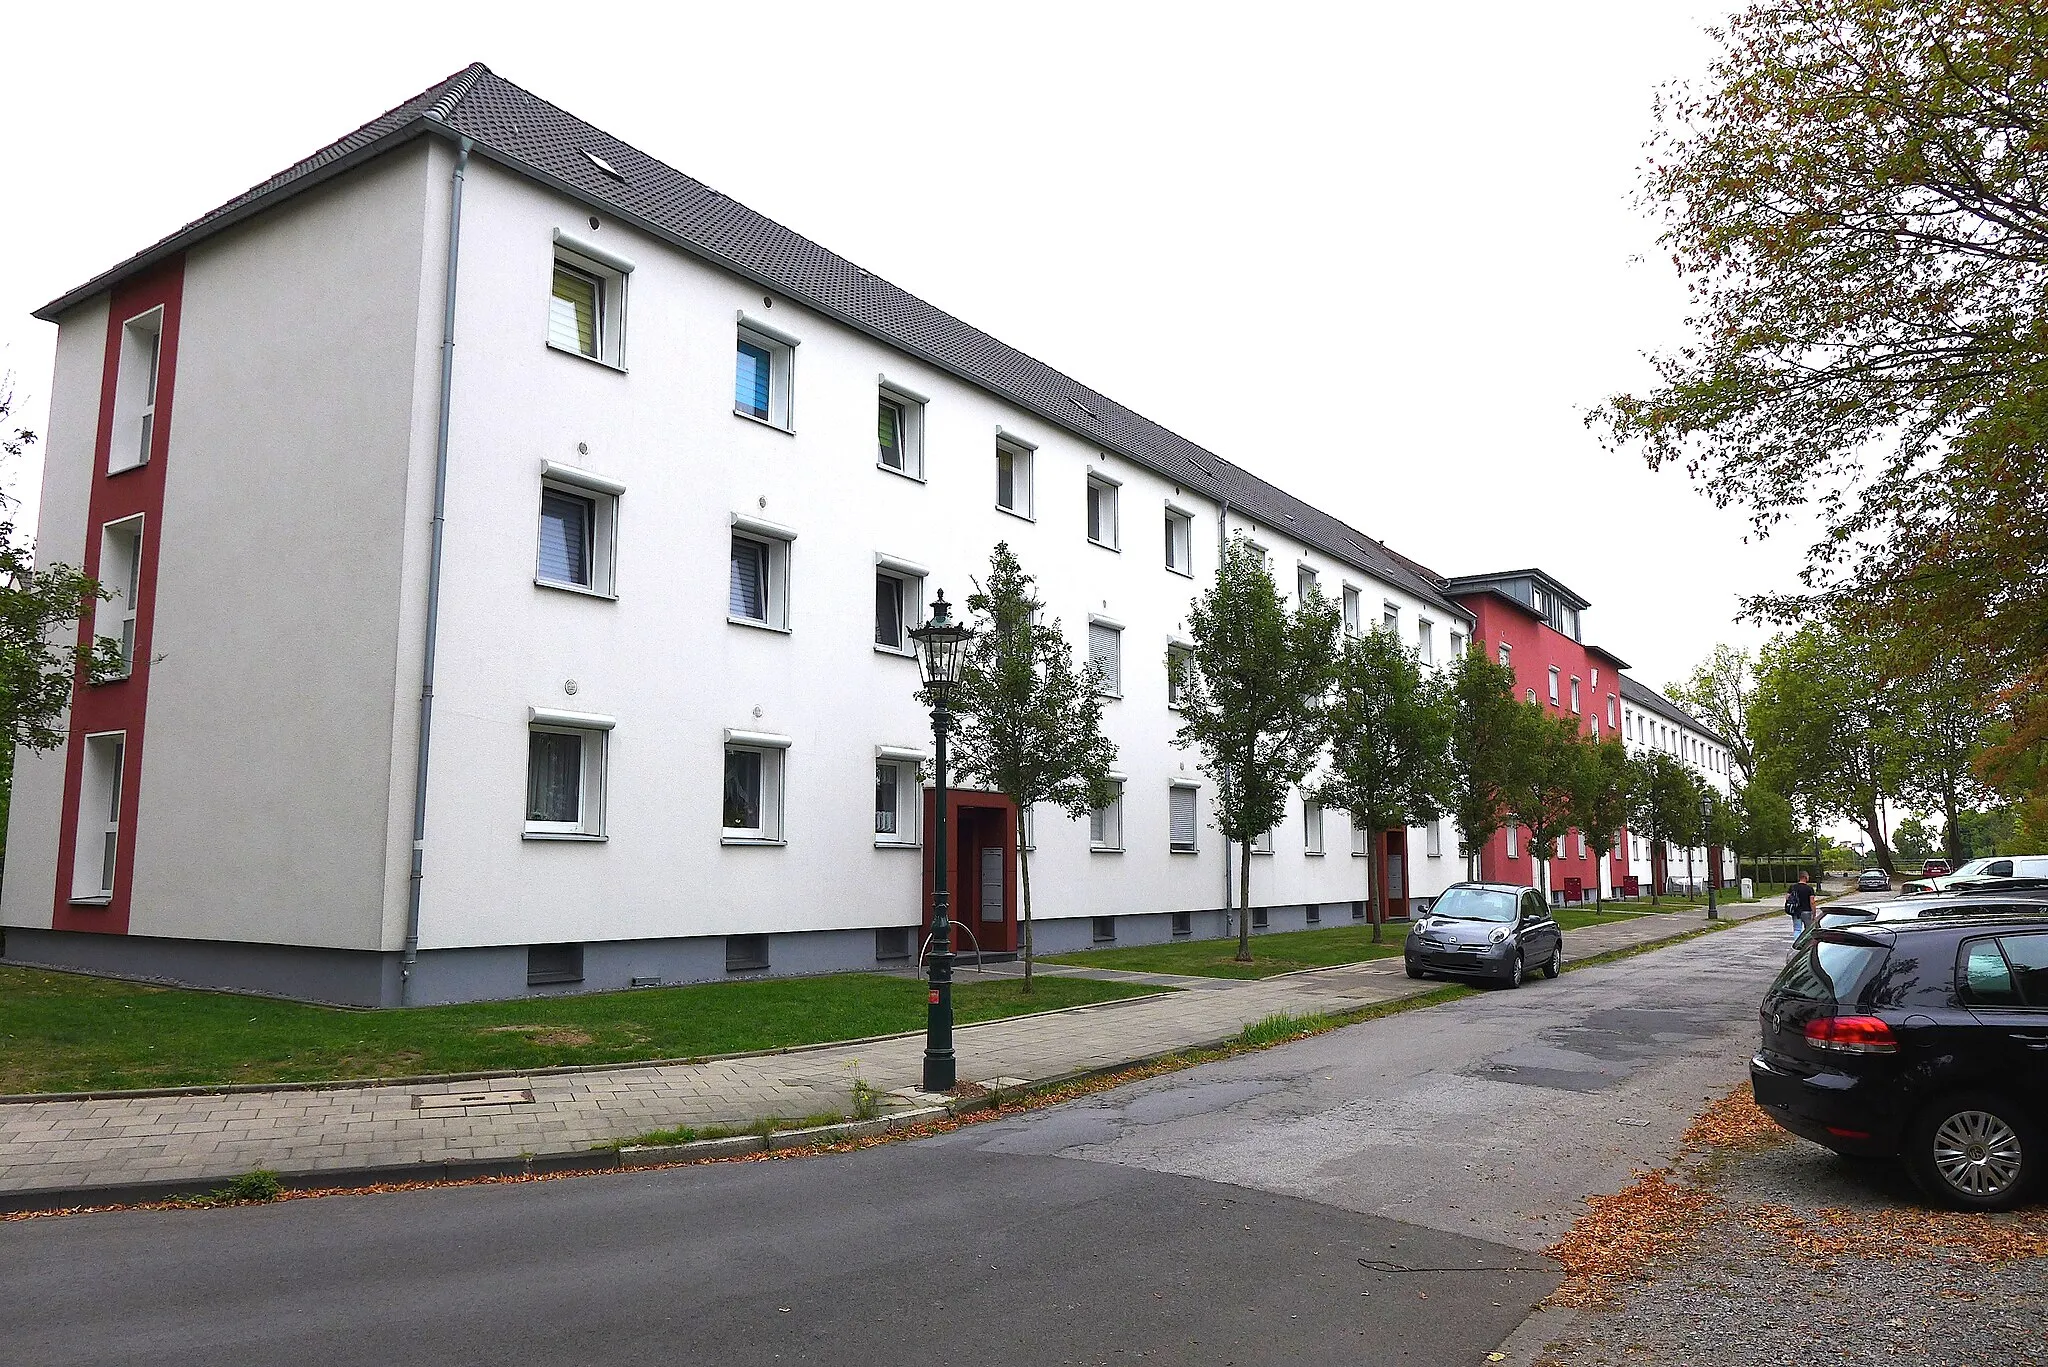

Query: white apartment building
left=1, top=65, right=1475, bottom=1005
left=1617, top=676, right=1738, bottom=893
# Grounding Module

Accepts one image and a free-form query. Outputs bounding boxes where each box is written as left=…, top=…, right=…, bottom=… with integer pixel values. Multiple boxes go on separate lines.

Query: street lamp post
left=909, top=590, right=974, bottom=1094
left=1700, top=793, right=1719, bottom=922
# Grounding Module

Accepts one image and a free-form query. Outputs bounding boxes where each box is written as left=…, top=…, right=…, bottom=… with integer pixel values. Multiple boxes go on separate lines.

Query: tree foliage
left=945, top=544, right=1118, bottom=992
left=1729, top=777, right=1801, bottom=858
left=1628, top=751, right=1703, bottom=903
left=1569, top=737, right=1637, bottom=908
left=1446, top=648, right=1525, bottom=879
left=1668, top=644, right=1757, bottom=783
left=1316, top=625, right=1453, bottom=941
left=1504, top=706, right=1584, bottom=901
left=1593, top=0, right=2048, bottom=818
left=1175, top=536, right=1340, bottom=961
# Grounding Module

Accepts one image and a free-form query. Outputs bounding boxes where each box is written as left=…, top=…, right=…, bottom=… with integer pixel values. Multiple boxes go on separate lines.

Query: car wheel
left=1907, top=1093, right=2038, bottom=1211
left=1542, top=944, right=1562, bottom=979
left=1405, top=962, right=1426, bottom=980
left=1504, top=950, right=1524, bottom=989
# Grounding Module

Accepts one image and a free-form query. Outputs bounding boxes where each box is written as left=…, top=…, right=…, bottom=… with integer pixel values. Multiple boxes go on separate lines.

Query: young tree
left=1447, top=648, right=1525, bottom=880
left=1315, top=625, right=1453, bottom=942
left=1175, top=535, right=1340, bottom=962
left=1751, top=622, right=1907, bottom=871
left=1668, top=645, right=1757, bottom=784
left=943, top=543, right=1118, bottom=993
left=1504, top=706, right=1583, bottom=902
left=1729, top=777, right=1799, bottom=865
left=1892, top=816, right=1937, bottom=866
left=1569, top=737, right=1635, bottom=910
left=0, top=374, right=120, bottom=764
left=1591, top=1, right=2048, bottom=819
left=1890, top=647, right=1995, bottom=864
left=1628, top=752, right=1700, bottom=905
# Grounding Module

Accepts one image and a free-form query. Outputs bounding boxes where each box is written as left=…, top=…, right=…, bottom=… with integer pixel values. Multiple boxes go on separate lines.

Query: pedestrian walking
left=1785, top=871, right=1819, bottom=942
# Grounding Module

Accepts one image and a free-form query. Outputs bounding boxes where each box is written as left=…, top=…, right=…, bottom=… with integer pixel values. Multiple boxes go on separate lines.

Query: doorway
left=1382, top=828, right=1410, bottom=921
left=921, top=789, right=1019, bottom=955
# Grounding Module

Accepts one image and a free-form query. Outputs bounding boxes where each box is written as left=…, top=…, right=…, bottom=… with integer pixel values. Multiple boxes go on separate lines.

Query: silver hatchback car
left=1404, top=883, right=1564, bottom=988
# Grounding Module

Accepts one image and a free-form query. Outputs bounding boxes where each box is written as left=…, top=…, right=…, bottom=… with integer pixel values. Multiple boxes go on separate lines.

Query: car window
left=1997, top=933, right=2048, bottom=1008
left=1959, top=939, right=2024, bottom=1009
left=1985, top=860, right=2014, bottom=878
left=1772, top=939, right=1888, bottom=1005
left=1431, top=887, right=1517, bottom=922
left=1523, top=892, right=1547, bottom=921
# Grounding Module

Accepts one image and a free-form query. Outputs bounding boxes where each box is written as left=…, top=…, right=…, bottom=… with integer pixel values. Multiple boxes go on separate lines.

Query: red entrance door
left=1382, top=828, right=1410, bottom=921
left=921, top=790, right=1018, bottom=956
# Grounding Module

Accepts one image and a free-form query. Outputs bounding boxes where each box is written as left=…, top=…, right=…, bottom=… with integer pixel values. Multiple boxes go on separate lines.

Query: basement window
left=527, top=943, right=585, bottom=986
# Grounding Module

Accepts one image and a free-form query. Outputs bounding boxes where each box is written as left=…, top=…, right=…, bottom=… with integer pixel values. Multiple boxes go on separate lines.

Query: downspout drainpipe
left=401, top=133, right=472, bottom=1006
left=1217, top=500, right=1232, bottom=934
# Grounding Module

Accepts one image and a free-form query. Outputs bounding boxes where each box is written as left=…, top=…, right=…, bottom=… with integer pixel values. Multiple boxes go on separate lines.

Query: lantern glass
left=910, top=590, right=974, bottom=694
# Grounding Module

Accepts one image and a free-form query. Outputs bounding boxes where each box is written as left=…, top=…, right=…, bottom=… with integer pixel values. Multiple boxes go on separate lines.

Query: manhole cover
left=412, top=1088, right=535, bottom=1111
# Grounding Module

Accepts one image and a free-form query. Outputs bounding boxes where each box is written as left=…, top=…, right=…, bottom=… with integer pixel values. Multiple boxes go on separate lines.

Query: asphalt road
left=0, top=921, right=1790, bottom=1367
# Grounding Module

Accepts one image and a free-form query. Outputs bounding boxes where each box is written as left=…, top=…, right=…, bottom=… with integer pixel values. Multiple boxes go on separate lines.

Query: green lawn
left=1046, top=921, right=1414, bottom=980
left=0, top=966, right=1162, bottom=1097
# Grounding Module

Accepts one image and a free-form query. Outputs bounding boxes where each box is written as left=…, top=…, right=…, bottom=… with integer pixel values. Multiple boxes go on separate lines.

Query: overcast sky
left=0, top=0, right=1813, bottom=696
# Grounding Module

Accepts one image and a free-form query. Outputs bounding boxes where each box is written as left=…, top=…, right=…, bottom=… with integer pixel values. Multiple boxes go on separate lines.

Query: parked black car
left=1856, top=867, right=1892, bottom=892
left=1404, top=883, right=1563, bottom=988
left=1751, top=915, right=2048, bottom=1210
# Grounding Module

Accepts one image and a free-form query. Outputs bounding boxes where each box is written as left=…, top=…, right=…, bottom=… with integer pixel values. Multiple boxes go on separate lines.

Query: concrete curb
left=1486, top=1304, right=1579, bottom=1367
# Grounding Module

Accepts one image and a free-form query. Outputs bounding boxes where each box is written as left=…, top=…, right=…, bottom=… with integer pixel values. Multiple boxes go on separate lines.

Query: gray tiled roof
left=1619, top=675, right=1729, bottom=748
left=39, top=63, right=1469, bottom=620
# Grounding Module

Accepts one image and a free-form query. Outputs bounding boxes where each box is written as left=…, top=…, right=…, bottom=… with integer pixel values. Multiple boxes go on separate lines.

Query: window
left=527, top=944, right=585, bottom=986
left=1304, top=800, right=1325, bottom=855
left=1342, top=586, right=1362, bottom=636
left=1352, top=820, right=1368, bottom=857
left=1252, top=906, right=1270, bottom=929
left=1352, top=900, right=1366, bottom=920
left=1306, top=902, right=1321, bottom=925
left=1608, top=696, right=1618, bottom=729
left=1086, top=475, right=1119, bottom=548
left=722, top=731, right=790, bottom=842
left=1506, top=825, right=1519, bottom=859
left=1171, top=910, right=1193, bottom=937
left=725, top=935, right=770, bottom=972
left=1450, top=630, right=1465, bottom=658
left=525, top=708, right=612, bottom=839
left=728, top=516, right=794, bottom=631
left=535, top=465, right=622, bottom=597
left=1169, top=784, right=1198, bottom=852
left=95, top=518, right=144, bottom=679
left=735, top=317, right=796, bottom=429
left=1252, top=825, right=1274, bottom=855
left=1577, top=831, right=1587, bottom=858
left=996, top=438, right=1034, bottom=517
left=1382, top=603, right=1399, bottom=634
left=1498, top=642, right=1512, bottom=667
left=1297, top=566, right=1319, bottom=605
left=1417, top=619, right=1434, bottom=665
left=112, top=308, right=162, bottom=473
left=71, top=732, right=125, bottom=900
left=1020, top=802, right=1036, bottom=851
left=1089, top=781, right=1124, bottom=851
left=1164, top=507, right=1193, bottom=574
left=548, top=237, right=630, bottom=367
left=1092, top=916, right=1118, bottom=943
left=1531, top=586, right=1547, bottom=614
left=1166, top=643, right=1193, bottom=709
left=1569, top=677, right=1580, bottom=714
left=875, top=755, right=921, bottom=846
left=1548, top=668, right=1561, bottom=705
left=873, top=556, right=927, bottom=653
left=1564, top=607, right=1580, bottom=640
left=1088, top=619, right=1123, bottom=697
left=876, top=383, right=925, bottom=479
left=1527, top=688, right=1537, bottom=704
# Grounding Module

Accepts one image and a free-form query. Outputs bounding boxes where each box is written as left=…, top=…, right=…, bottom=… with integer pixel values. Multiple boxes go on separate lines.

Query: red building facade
left=1440, top=571, right=1630, bottom=901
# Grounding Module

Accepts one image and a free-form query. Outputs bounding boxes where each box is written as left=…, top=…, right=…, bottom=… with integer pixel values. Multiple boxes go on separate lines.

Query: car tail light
left=1804, top=1016, right=1898, bottom=1055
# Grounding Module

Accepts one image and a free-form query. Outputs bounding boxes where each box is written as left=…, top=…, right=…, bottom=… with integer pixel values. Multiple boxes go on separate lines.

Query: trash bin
left=1740, top=877, right=1754, bottom=901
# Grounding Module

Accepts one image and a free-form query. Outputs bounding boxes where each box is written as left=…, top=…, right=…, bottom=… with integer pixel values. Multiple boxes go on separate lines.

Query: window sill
left=1165, top=564, right=1194, bottom=579
left=535, top=578, right=618, bottom=601
left=547, top=340, right=628, bottom=374
left=522, top=831, right=607, bottom=842
left=90, top=670, right=136, bottom=688
left=1250, top=850, right=1274, bottom=857
left=874, top=839, right=922, bottom=850
left=106, top=459, right=150, bottom=477
left=721, top=836, right=787, bottom=847
left=1170, top=846, right=1198, bottom=856
left=877, top=461, right=925, bottom=484
left=873, top=644, right=916, bottom=659
left=733, top=409, right=795, bottom=436
left=728, top=616, right=792, bottom=635
left=1305, top=850, right=1326, bottom=858
left=1088, top=538, right=1121, bottom=553
left=994, top=503, right=1035, bottom=524
left=1090, top=845, right=1124, bottom=854
left=67, top=894, right=113, bottom=907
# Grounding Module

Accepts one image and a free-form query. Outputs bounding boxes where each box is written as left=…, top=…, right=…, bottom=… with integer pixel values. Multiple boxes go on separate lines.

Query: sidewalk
left=0, top=903, right=1774, bottom=1209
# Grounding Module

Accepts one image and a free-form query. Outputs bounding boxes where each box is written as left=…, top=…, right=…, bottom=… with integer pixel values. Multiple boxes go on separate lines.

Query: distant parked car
left=1857, top=868, right=1892, bottom=892
left=1922, top=858, right=1952, bottom=878
left=1902, top=855, right=2048, bottom=896
left=1752, top=915, right=2048, bottom=1209
left=1404, top=883, right=1563, bottom=988
left=1817, top=891, right=2048, bottom=934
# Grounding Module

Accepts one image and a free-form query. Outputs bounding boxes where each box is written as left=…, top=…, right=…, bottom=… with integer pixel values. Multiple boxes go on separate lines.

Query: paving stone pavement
left=0, top=903, right=1770, bottom=1201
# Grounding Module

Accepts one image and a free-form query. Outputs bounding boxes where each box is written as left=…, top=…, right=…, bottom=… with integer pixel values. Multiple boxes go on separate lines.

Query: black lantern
left=907, top=590, right=975, bottom=1092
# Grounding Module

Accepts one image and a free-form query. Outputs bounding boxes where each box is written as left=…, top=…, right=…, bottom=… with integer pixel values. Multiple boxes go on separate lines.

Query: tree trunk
left=1369, top=829, right=1386, bottom=944
left=1941, top=774, right=1962, bottom=865
left=1237, top=837, right=1254, bottom=961
left=1594, top=850, right=1603, bottom=911
left=1649, top=835, right=1661, bottom=905
left=1686, top=845, right=1695, bottom=899
left=1019, top=841, right=1036, bottom=996
left=1857, top=800, right=1895, bottom=872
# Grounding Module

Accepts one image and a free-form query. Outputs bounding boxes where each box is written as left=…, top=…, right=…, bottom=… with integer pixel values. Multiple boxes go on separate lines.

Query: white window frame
left=874, top=745, right=924, bottom=847
left=1450, top=630, right=1466, bottom=658
left=70, top=731, right=125, bottom=902
left=995, top=433, right=1035, bottom=520
left=1569, top=676, right=1581, bottom=714
left=536, top=462, right=623, bottom=599
left=1352, top=819, right=1369, bottom=858
left=1164, top=505, right=1194, bottom=576
left=1085, top=471, right=1120, bottom=550
left=95, top=516, right=144, bottom=680
left=876, top=376, right=927, bottom=480
left=1252, top=824, right=1274, bottom=855
left=873, top=553, right=929, bottom=655
left=1425, top=818, right=1442, bottom=858
left=1169, top=782, right=1199, bottom=854
left=1417, top=618, right=1434, bottom=666
left=1498, top=642, right=1512, bottom=667
left=1382, top=602, right=1399, bottom=635
left=728, top=513, right=796, bottom=632
left=1088, top=616, right=1123, bottom=699
left=734, top=313, right=798, bottom=431
left=1089, top=778, right=1125, bottom=852
left=547, top=233, right=632, bottom=370
left=524, top=707, right=613, bottom=840
left=722, top=729, right=791, bottom=845
left=111, top=307, right=163, bottom=474
left=1506, top=825, right=1519, bottom=859
left=1342, top=585, right=1362, bottom=637
left=1166, top=641, right=1193, bottom=711
left=1548, top=667, right=1561, bottom=705
left=1303, top=800, right=1325, bottom=856
left=1296, top=564, right=1319, bottom=606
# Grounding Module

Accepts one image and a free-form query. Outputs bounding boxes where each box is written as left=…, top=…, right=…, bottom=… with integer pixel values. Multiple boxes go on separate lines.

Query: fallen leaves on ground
left=1542, top=1168, right=1722, bottom=1306
left=1739, top=1201, right=2048, bottom=1266
left=1678, top=1081, right=1789, bottom=1154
